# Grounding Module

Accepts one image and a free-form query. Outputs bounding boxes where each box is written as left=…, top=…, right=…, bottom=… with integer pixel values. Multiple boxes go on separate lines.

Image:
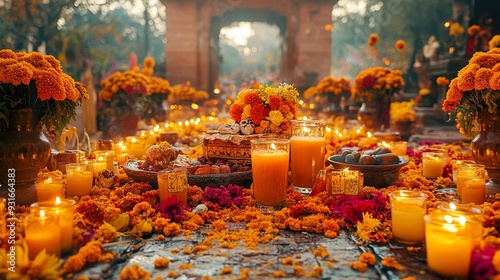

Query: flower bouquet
left=0, top=50, right=89, bottom=134
left=442, top=48, right=500, bottom=191
left=353, top=66, right=404, bottom=131
left=168, top=81, right=209, bottom=104
left=390, top=100, right=416, bottom=140
left=229, top=83, right=299, bottom=134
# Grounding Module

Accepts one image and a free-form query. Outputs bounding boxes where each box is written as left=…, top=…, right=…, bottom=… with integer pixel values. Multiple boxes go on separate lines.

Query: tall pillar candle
left=251, top=138, right=290, bottom=207
left=290, top=120, right=326, bottom=195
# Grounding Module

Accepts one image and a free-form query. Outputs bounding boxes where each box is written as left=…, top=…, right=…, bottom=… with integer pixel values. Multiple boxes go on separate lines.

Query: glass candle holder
left=65, top=163, right=93, bottom=198
left=290, top=120, right=326, bottom=195
left=251, top=138, right=290, bottom=207
left=462, top=177, right=486, bottom=204
left=424, top=211, right=475, bottom=278
left=389, top=141, right=407, bottom=156
left=157, top=167, right=188, bottom=204
left=30, top=198, right=76, bottom=254
left=451, top=159, right=476, bottom=185
left=35, top=177, right=64, bottom=202
left=24, top=210, right=61, bottom=259
left=422, top=149, right=447, bottom=179
left=389, top=190, right=428, bottom=244
left=456, top=163, right=485, bottom=199
left=436, top=202, right=483, bottom=246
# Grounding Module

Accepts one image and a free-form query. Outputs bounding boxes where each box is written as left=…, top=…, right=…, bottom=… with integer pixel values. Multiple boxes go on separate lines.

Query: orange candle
left=462, top=177, right=486, bottom=204
left=24, top=210, right=61, bottom=259
left=35, top=177, right=64, bottom=202
left=251, top=138, right=290, bottom=207
left=456, top=163, right=485, bottom=199
left=65, top=163, right=93, bottom=197
left=290, top=120, right=326, bottom=195
left=157, top=167, right=188, bottom=204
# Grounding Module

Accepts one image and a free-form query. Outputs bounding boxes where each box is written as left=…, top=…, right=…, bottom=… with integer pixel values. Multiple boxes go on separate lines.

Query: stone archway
left=164, top=0, right=335, bottom=91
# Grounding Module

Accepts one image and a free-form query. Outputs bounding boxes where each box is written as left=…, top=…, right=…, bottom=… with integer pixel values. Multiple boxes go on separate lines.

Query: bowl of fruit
left=327, top=147, right=409, bottom=188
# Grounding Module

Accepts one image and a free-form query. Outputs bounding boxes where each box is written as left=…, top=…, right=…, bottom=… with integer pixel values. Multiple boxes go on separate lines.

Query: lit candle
left=24, top=210, right=61, bottom=259
left=251, top=138, right=290, bottom=207
left=290, top=120, right=326, bottom=195
left=93, top=150, right=112, bottom=177
left=65, top=163, right=93, bottom=197
left=435, top=202, right=483, bottom=247
left=157, top=167, right=188, bottom=204
left=462, top=177, right=486, bottom=204
left=422, top=150, right=447, bottom=179
left=424, top=212, right=474, bottom=277
left=389, top=141, right=407, bottom=156
left=451, top=159, right=476, bottom=185
left=328, top=168, right=363, bottom=195
left=456, top=163, right=485, bottom=199
left=30, top=198, right=75, bottom=254
left=35, top=177, right=64, bottom=202
left=389, top=190, right=427, bottom=244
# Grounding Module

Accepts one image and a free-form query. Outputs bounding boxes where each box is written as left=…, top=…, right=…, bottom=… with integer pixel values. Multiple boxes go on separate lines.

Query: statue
left=423, top=35, right=440, bottom=64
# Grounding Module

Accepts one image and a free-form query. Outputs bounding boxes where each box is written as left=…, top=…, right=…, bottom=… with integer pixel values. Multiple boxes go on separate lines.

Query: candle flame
left=55, top=197, right=61, bottom=205
left=303, top=127, right=311, bottom=135
left=270, top=143, right=277, bottom=151
left=46, top=177, right=53, bottom=183
left=39, top=209, right=46, bottom=217
left=367, top=132, right=372, bottom=138
left=444, top=214, right=453, bottom=223
left=343, top=168, right=349, bottom=172
left=450, top=202, right=456, bottom=211
left=150, top=130, right=155, bottom=136
left=131, top=137, right=137, bottom=143
left=381, top=141, right=390, bottom=148
left=457, top=215, right=467, bottom=226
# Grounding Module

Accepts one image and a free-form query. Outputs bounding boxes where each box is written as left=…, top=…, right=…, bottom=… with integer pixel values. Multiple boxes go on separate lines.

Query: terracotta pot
left=393, top=121, right=414, bottom=141
left=357, top=95, right=391, bottom=132
left=471, top=111, right=500, bottom=194
left=0, top=108, right=51, bottom=205
left=116, top=110, right=140, bottom=137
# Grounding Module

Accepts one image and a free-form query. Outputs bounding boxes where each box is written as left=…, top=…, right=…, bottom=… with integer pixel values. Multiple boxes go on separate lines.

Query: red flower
left=229, top=103, right=244, bottom=122
left=156, top=196, right=188, bottom=223
left=361, top=75, right=375, bottom=90
left=269, top=95, right=282, bottom=110
left=250, top=103, right=266, bottom=124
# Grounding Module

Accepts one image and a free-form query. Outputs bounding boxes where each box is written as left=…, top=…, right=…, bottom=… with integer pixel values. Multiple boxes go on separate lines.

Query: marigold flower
left=436, top=76, right=450, bottom=86
left=395, top=40, right=406, bottom=51
left=468, top=25, right=481, bottom=36
left=449, top=22, right=464, bottom=36
left=143, top=56, right=155, bottom=69
left=489, top=35, right=500, bottom=50
left=368, top=33, right=379, bottom=47
left=475, top=68, right=494, bottom=90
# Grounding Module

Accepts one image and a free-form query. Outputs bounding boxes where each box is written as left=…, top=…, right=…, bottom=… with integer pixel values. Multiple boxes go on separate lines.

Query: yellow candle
left=35, top=177, right=64, bottom=202
left=462, top=177, right=486, bottom=204
left=436, top=202, right=484, bottom=247
left=422, top=151, right=446, bottom=179
left=451, top=159, right=476, bottom=185
left=456, top=163, right=485, bottom=199
left=66, top=163, right=93, bottom=197
left=251, top=139, right=290, bottom=207
left=424, top=213, right=473, bottom=277
left=389, top=141, right=407, bottom=156
left=25, top=210, right=61, bottom=259
left=390, top=190, right=427, bottom=244
left=30, top=198, right=76, bottom=254
left=157, top=168, right=188, bottom=204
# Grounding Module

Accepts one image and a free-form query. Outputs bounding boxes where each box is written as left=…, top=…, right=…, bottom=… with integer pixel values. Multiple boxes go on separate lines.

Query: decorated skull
left=239, top=119, right=255, bottom=135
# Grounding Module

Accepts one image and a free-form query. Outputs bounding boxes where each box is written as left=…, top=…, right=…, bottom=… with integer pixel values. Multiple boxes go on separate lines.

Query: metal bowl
left=123, top=161, right=252, bottom=189
left=327, top=156, right=409, bottom=188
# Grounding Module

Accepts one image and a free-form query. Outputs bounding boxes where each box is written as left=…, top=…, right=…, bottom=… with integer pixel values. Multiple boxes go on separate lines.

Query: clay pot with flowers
left=0, top=49, right=88, bottom=204
left=99, top=58, right=151, bottom=138
left=304, top=76, right=351, bottom=118
left=353, top=66, right=404, bottom=132
left=442, top=48, right=500, bottom=193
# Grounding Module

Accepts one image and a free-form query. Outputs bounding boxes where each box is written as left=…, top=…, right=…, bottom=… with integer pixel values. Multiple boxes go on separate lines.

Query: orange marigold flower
left=143, top=56, right=155, bottom=68
left=467, top=24, right=481, bottom=36
left=368, top=33, right=379, bottom=47
left=62, top=74, right=80, bottom=102
left=469, top=52, right=500, bottom=68
left=269, top=95, right=282, bottom=110
left=243, top=91, right=260, bottom=105
left=436, top=76, right=450, bottom=87
left=4, top=62, right=34, bottom=86
left=474, top=68, right=494, bottom=90
left=249, top=103, right=266, bottom=124
left=44, top=55, right=62, bottom=73
left=119, top=264, right=151, bottom=280
left=20, top=52, right=52, bottom=70
left=0, top=49, right=17, bottom=59
left=359, top=252, right=376, bottom=265
left=442, top=99, right=459, bottom=112
left=154, top=257, right=170, bottom=268
left=229, top=103, right=244, bottom=122
left=490, top=72, right=500, bottom=90
left=395, top=40, right=406, bottom=51
left=456, top=64, right=479, bottom=92
left=33, top=69, right=65, bottom=101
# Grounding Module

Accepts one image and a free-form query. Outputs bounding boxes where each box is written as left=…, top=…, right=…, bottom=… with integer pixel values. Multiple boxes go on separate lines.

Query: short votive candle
left=424, top=211, right=474, bottom=278
left=422, top=150, right=447, bottom=179
left=251, top=138, right=290, bottom=207
left=389, top=141, right=407, bottom=156
left=30, top=198, right=76, bottom=254
left=462, top=177, right=486, bottom=204
left=389, top=190, right=427, bottom=244
left=35, top=177, right=64, bottom=202
left=436, top=202, right=484, bottom=247
left=456, top=163, right=485, bottom=199
left=65, top=163, right=93, bottom=197
left=24, top=210, right=61, bottom=259
left=451, top=159, right=476, bottom=185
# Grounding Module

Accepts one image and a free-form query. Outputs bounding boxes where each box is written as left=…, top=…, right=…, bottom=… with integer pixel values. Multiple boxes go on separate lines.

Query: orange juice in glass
left=290, top=120, right=326, bottom=195
left=251, top=138, right=290, bottom=207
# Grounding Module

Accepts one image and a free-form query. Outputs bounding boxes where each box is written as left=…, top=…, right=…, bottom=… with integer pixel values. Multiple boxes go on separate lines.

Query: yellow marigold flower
left=449, top=22, right=464, bottom=36
left=395, top=40, right=406, bottom=51
left=368, top=33, right=379, bottom=47
left=143, top=56, right=155, bottom=68
left=489, top=35, right=500, bottom=50
left=468, top=24, right=481, bottom=36
left=419, top=88, right=431, bottom=95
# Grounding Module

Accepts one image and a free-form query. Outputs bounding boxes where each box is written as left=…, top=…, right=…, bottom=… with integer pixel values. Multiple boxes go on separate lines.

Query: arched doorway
left=164, top=0, right=335, bottom=92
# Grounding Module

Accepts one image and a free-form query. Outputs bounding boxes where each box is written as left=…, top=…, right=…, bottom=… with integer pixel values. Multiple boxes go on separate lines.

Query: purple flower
left=469, top=247, right=496, bottom=280
left=156, top=196, right=188, bottom=222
